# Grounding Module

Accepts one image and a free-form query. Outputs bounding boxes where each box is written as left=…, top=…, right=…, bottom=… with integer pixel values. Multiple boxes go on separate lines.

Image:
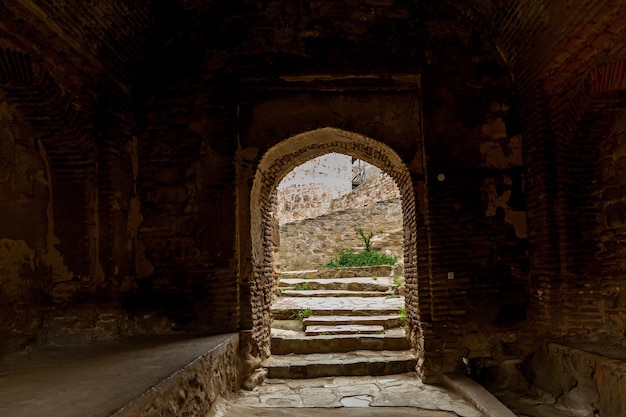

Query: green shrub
left=356, top=227, right=374, bottom=251
left=324, top=249, right=398, bottom=268
left=399, top=306, right=406, bottom=326
left=294, top=282, right=312, bottom=291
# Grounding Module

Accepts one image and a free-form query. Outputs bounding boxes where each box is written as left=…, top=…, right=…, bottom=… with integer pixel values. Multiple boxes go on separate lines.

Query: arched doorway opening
left=273, top=152, right=401, bottom=272
left=248, top=127, right=426, bottom=372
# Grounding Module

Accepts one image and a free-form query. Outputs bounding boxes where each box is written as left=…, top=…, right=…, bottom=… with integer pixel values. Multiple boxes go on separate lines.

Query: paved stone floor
left=213, top=373, right=485, bottom=417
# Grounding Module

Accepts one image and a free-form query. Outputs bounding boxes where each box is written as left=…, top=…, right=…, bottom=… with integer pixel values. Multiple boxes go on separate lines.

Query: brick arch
left=0, top=48, right=100, bottom=288
left=249, top=127, right=427, bottom=366
left=0, top=48, right=93, bottom=151
left=552, top=59, right=626, bottom=335
left=558, top=59, right=626, bottom=267
left=562, top=59, right=626, bottom=134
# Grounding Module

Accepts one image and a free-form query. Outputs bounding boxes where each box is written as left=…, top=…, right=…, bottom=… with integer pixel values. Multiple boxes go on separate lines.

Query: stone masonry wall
left=276, top=197, right=403, bottom=271
left=330, top=171, right=400, bottom=213
left=276, top=153, right=352, bottom=224
left=276, top=168, right=401, bottom=271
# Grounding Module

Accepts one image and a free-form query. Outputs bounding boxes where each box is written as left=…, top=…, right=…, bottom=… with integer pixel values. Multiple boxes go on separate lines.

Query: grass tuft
left=294, top=282, right=312, bottom=291
left=297, top=307, right=313, bottom=320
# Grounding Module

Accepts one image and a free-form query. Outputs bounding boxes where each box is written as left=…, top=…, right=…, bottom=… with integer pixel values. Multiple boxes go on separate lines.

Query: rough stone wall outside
left=276, top=197, right=403, bottom=271
left=330, top=171, right=400, bottom=213
left=276, top=153, right=352, bottom=224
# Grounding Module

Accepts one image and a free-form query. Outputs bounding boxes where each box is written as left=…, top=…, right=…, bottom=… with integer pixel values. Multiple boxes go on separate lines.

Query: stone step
left=279, top=266, right=393, bottom=279
left=279, top=277, right=394, bottom=292
left=305, top=324, right=385, bottom=336
left=279, top=270, right=318, bottom=279
left=263, top=350, right=417, bottom=378
left=271, top=296, right=404, bottom=320
left=303, top=315, right=402, bottom=329
left=271, top=327, right=410, bottom=354
left=281, top=290, right=390, bottom=298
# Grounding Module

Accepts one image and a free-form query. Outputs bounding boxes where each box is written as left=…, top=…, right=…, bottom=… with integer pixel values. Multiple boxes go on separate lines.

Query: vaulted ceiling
left=1, top=1, right=623, bottom=92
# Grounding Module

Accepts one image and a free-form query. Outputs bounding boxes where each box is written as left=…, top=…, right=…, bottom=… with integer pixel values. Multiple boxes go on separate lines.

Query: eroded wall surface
left=0, top=101, right=50, bottom=355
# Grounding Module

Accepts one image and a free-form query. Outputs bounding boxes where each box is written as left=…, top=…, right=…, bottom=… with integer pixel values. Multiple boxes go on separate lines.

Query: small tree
left=356, top=227, right=374, bottom=251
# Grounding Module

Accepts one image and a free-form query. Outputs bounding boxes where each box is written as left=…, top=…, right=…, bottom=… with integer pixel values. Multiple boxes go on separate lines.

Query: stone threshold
left=263, top=350, right=417, bottom=378
left=218, top=373, right=487, bottom=417
left=0, top=333, right=239, bottom=417
left=282, top=290, right=392, bottom=297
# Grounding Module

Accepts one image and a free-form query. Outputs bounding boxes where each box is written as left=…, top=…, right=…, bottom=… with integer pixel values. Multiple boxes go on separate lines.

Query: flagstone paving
left=216, top=373, right=485, bottom=417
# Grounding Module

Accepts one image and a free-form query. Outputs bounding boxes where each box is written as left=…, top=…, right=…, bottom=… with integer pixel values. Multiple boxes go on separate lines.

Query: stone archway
left=248, top=127, right=428, bottom=372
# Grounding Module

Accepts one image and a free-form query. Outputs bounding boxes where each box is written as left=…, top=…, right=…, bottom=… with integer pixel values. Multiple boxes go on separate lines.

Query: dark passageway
left=2, top=1, right=626, bottom=416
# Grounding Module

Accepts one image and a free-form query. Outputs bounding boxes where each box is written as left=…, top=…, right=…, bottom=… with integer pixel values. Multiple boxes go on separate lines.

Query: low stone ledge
left=443, top=373, right=516, bottom=417
left=112, top=334, right=241, bottom=417
left=526, top=340, right=626, bottom=417
left=0, top=334, right=242, bottom=417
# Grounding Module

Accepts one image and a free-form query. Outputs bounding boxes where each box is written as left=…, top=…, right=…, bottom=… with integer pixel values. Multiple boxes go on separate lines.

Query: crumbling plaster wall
left=421, top=38, right=531, bottom=374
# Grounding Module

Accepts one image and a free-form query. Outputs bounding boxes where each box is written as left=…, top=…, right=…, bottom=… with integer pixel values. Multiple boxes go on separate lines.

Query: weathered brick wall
left=275, top=197, right=403, bottom=271
left=564, top=108, right=626, bottom=339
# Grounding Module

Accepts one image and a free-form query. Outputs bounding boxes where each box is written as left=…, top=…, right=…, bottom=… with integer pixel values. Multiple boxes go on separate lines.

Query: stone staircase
left=264, top=266, right=416, bottom=379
